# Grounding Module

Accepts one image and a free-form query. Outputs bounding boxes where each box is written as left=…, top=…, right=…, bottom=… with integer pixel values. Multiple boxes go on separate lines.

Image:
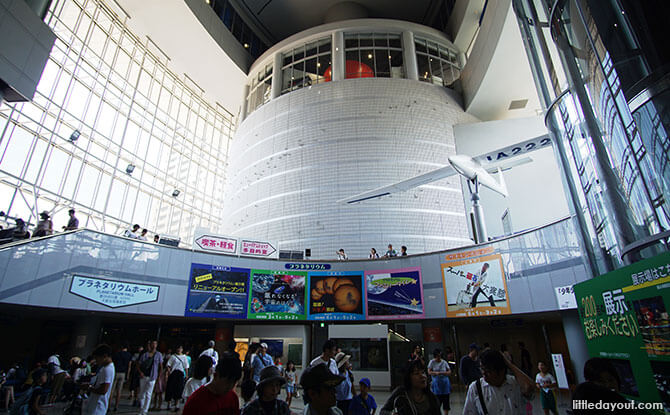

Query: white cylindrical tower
left=223, top=20, right=478, bottom=259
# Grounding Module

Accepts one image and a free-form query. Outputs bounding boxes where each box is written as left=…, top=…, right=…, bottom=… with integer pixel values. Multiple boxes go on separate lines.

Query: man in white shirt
left=463, top=349, right=534, bottom=415
left=309, top=339, right=338, bottom=375
left=84, top=344, right=115, bottom=415
left=200, top=340, right=219, bottom=367
left=123, top=224, right=140, bottom=239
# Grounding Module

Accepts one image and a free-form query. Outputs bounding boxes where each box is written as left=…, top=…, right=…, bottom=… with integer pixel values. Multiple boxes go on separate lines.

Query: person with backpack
left=136, top=340, right=162, bottom=415
left=10, top=368, right=46, bottom=415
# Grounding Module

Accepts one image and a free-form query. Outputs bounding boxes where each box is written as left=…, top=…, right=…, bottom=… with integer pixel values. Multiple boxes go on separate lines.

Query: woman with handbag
left=380, top=360, right=440, bottom=415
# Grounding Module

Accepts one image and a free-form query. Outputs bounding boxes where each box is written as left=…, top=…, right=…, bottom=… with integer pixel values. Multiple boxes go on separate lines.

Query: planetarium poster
left=308, top=271, right=365, bottom=321
left=365, top=267, right=424, bottom=319
left=441, top=249, right=511, bottom=318
left=248, top=269, right=307, bottom=320
left=185, top=264, right=249, bottom=318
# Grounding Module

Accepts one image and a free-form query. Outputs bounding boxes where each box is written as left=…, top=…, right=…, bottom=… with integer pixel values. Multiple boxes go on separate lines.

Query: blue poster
left=365, top=267, right=424, bottom=319
left=185, top=264, right=249, bottom=318
left=308, top=271, right=365, bottom=321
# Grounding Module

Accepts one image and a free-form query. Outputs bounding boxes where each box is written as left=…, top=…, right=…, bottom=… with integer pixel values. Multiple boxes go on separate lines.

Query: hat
left=300, top=363, right=344, bottom=390
left=256, top=365, right=286, bottom=391
left=469, top=343, right=480, bottom=350
left=260, top=342, right=268, bottom=349
left=359, top=378, right=371, bottom=388
left=337, top=354, right=351, bottom=369
left=40, top=211, right=49, bottom=218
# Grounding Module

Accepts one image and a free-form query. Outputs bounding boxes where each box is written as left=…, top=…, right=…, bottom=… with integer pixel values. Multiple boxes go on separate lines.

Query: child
left=535, top=361, right=558, bottom=415
left=284, top=361, right=296, bottom=407
left=349, top=378, right=377, bottom=415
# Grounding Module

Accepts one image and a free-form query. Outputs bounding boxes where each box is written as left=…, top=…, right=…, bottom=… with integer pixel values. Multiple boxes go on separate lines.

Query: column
left=332, top=31, right=345, bottom=81
left=69, top=317, right=102, bottom=359
left=402, top=31, right=418, bottom=80
left=562, top=310, right=589, bottom=383
left=240, top=84, right=249, bottom=120
left=270, top=52, right=283, bottom=99
left=215, top=322, right=234, bottom=355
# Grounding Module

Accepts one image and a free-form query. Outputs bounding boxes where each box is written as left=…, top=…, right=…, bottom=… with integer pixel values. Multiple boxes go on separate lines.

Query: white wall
left=454, top=117, right=570, bottom=237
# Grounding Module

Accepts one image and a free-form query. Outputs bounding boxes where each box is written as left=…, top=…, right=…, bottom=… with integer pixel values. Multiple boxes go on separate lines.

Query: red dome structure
left=323, top=60, right=374, bottom=81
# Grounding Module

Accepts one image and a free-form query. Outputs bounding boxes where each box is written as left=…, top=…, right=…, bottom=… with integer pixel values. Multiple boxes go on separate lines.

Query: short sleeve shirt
left=427, top=359, right=451, bottom=395
left=463, top=375, right=525, bottom=415
left=309, top=357, right=338, bottom=375
left=167, top=354, right=189, bottom=374
left=84, top=362, right=115, bottom=415
left=349, top=394, right=377, bottom=415
left=47, top=355, right=64, bottom=375
left=183, top=387, right=239, bottom=415
left=535, top=373, right=556, bottom=393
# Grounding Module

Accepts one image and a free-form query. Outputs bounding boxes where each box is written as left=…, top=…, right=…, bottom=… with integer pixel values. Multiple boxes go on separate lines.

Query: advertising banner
left=441, top=250, right=511, bottom=318
left=308, top=271, right=365, bottom=321
left=248, top=269, right=307, bottom=320
left=184, top=264, right=249, bottom=318
left=574, top=252, right=670, bottom=413
left=70, top=275, right=159, bottom=308
left=193, top=233, right=237, bottom=254
left=365, top=267, right=424, bottom=319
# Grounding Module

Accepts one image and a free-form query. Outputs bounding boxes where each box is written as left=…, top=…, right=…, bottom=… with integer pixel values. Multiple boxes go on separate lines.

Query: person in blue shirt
left=427, top=349, right=451, bottom=415
left=251, top=348, right=267, bottom=383
left=349, top=378, right=376, bottom=415
left=260, top=343, right=274, bottom=367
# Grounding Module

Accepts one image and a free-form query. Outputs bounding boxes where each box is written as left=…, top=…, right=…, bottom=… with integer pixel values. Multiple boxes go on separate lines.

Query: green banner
left=573, top=252, right=670, bottom=413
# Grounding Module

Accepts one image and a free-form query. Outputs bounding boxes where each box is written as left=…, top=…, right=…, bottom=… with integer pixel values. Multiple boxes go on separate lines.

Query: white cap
left=261, top=342, right=268, bottom=349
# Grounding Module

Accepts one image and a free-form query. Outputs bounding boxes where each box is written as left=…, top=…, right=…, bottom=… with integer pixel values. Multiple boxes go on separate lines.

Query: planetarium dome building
left=222, top=19, right=479, bottom=259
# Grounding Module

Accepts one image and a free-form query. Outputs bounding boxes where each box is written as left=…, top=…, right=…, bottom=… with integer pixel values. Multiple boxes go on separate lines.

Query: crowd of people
left=0, top=338, right=638, bottom=415
left=0, top=210, right=79, bottom=243
left=122, top=224, right=160, bottom=243
left=337, top=244, right=409, bottom=260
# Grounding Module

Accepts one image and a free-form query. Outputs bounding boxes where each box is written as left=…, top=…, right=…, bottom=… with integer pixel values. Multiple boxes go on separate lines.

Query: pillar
left=332, top=31, right=345, bottom=81
left=270, top=52, right=282, bottom=99
left=69, top=317, right=102, bottom=359
left=561, top=310, right=589, bottom=383
left=215, top=322, right=234, bottom=356
left=402, top=31, right=418, bottom=81
left=240, top=84, right=249, bottom=120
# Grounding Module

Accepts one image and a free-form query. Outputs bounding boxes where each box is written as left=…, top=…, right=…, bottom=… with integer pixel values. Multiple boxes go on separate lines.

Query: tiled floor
left=38, top=386, right=573, bottom=414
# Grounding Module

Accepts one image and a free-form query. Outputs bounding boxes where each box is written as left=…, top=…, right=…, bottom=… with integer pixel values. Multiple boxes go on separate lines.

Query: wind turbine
left=338, top=134, right=552, bottom=243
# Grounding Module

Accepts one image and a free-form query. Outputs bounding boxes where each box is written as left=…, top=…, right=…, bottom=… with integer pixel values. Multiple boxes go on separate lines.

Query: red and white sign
left=240, top=239, right=277, bottom=258
left=194, top=234, right=237, bottom=254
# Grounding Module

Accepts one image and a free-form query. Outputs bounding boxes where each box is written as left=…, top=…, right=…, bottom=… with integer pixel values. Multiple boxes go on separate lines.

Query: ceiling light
left=316, top=63, right=321, bottom=67
left=244, top=43, right=249, bottom=48
left=126, top=164, right=135, bottom=174
left=205, top=0, right=210, bottom=4
left=68, top=130, right=80, bottom=142
left=172, top=189, right=180, bottom=197
left=367, top=54, right=372, bottom=59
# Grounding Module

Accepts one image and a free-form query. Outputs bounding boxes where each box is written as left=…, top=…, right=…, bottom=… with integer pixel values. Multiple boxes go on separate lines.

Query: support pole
left=469, top=179, right=488, bottom=243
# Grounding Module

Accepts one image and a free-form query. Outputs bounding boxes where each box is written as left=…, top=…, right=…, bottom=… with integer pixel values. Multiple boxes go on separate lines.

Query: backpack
left=9, top=387, right=34, bottom=415
left=140, top=354, right=154, bottom=377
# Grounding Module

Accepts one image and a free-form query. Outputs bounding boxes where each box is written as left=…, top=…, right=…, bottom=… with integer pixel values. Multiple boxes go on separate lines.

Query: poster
left=185, top=264, right=249, bottom=318
left=574, top=251, right=670, bottom=413
left=441, top=250, right=511, bottom=318
left=365, top=267, right=424, bottom=319
left=248, top=269, right=307, bottom=320
left=308, top=271, right=365, bottom=320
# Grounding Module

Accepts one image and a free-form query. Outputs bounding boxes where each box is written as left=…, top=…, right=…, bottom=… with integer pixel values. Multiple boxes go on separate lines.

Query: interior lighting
left=244, top=43, right=249, bottom=48
left=125, top=164, right=135, bottom=174
left=205, top=0, right=210, bottom=4
left=172, top=189, right=180, bottom=197
left=317, top=62, right=321, bottom=67
left=367, top=53, right=372, bottom=59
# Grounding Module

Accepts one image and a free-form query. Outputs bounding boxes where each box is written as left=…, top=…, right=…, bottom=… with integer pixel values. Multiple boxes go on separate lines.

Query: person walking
left=110, top=344, right=132, bottom=412
left=380, top=360, right=440, bottom=415
left=348, top=378, right=377, bottom=415
left=458, top=344, right=480, bottom=386
left=182, top=355, right=242, bottom=415
left=182, top=355, right=213, bottom=401
left=83, top=344, right=115, bottom=415
left=462, top=350, right=534, bottom=415
left=427, top=349, right=451, bottom=415
left=284, top=361, right=297, bottom=407
left=310, top=340, right=338, bottom=375
left=300, top=363, right=345, bottom=415
left=165, top=345, right=189, bottom=411
left=136, top=340, right=162, bottom=415
left=335, top=354, right=355, bottom=415
left=34, top=211, right=53, bottom=237
left=200, top=340, right=219, bottom=367
left=535, top=361, right=558, bottom=415
left=241, top=366, right=290, bottom=415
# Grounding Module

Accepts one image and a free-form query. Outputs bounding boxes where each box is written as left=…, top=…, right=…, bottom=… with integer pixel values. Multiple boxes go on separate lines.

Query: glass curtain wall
left=415, top=37, right=461, bottom=87
left=245, top=63, right=272, bottom=114
left=344, top=33, right=403, bottom=78
left=0, top=0, right=235, bottom=243
left=281, top=38, right=331, bottom=95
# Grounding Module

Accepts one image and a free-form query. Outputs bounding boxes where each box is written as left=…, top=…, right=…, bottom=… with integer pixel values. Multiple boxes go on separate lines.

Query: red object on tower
left=323, top=60, right=374, bottom=81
